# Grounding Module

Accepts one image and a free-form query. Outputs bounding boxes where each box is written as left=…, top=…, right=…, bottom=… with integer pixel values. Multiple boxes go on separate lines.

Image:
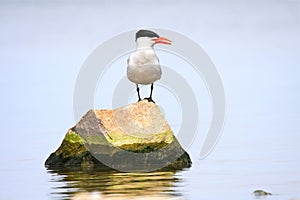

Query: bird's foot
left=137, top=98, right=142, bottom=102
left=143, top=97, right=155, bottom=103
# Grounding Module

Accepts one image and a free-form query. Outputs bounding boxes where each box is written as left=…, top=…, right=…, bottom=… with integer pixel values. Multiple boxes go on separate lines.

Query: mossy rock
left=45, top=100, right=192, bottom=171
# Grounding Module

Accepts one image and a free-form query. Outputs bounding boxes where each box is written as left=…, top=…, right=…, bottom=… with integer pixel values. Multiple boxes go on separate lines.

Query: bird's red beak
left=152, top=37, right=172, bottom=45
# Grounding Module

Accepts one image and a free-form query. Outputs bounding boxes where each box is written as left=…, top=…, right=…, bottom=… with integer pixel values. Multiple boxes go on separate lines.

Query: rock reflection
left=48, top=169, right=183, bottom=200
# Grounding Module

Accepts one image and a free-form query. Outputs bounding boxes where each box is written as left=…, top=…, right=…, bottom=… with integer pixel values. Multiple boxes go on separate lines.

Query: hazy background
left=0, top=0, right=299, bottom=199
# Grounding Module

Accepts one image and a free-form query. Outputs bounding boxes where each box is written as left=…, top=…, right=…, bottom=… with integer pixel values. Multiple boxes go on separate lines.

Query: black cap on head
left=135, top=30, right=159, bottom=40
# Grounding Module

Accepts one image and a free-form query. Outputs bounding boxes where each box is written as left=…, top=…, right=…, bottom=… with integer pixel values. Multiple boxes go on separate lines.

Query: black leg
left=136, top=84, right=141, bottom=101
left=144, top=83, right=155, bottom=103
left=150, top=83, right=154, bottom=99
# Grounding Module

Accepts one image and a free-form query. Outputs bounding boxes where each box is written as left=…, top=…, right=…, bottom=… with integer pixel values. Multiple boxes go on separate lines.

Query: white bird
left=127, top=30, right=172, bottom=103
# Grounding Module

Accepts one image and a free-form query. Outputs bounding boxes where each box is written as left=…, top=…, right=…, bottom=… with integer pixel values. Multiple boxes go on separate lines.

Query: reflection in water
left=47, top=169, right=184, bottom=200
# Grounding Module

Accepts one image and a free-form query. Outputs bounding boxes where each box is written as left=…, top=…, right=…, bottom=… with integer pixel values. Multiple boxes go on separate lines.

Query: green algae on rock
left=45, top=100, right=191, bottom=171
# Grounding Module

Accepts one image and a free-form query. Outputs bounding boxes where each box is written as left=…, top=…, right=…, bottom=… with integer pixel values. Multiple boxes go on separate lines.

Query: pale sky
left=0, top=0, right=299, bottom=161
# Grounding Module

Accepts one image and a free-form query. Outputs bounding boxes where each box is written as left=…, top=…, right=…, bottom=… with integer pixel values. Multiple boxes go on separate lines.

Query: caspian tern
left=127, top=29, right=172, bottom=103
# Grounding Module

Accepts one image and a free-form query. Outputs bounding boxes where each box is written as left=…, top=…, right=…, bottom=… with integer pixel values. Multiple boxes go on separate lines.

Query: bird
left=127, top=29, right=172, bottom=103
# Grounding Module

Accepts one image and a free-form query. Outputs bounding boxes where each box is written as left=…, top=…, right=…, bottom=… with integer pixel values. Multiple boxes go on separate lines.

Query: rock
left=253, top=190, right=272, bottom=196
left=45, top=100, right=191, bottom=171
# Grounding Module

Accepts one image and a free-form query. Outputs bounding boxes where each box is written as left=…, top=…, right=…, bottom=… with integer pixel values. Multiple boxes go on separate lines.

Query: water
left=1, top=123, right=299, bottom=200
left=48, top=170, right=182, bottom=200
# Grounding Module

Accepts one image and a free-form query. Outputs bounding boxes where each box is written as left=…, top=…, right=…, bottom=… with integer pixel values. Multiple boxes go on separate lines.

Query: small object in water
left=253, top=189, right=272, bottom=196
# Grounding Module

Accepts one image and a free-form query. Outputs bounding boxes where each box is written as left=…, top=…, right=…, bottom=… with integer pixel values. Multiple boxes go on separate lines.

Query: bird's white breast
left=127, top=49, right=161, bottom=85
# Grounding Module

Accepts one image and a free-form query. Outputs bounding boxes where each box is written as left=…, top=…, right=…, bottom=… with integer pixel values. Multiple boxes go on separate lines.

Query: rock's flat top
left=83, top=100, right=174, bottom=147
left=95, top=100, right=170, bottom=134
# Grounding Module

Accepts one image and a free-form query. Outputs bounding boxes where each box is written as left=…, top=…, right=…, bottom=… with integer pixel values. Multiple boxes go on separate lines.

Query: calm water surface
left=48, top=170, right=182, bottom=200
left=0, top=130, right=300, bottom=200
left=0, top=120, right=299, bottom=200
